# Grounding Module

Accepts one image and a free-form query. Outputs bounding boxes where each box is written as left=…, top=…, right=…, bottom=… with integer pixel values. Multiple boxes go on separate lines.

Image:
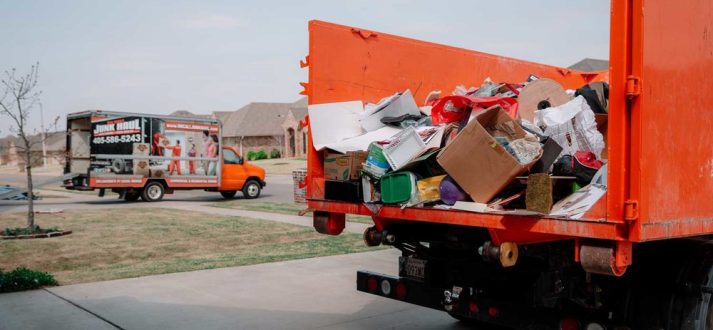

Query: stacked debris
left=308, top=76, right=609, bottom=219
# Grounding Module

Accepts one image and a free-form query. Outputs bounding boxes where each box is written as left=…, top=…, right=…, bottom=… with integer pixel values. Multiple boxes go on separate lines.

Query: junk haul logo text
left=94, top=118, right=141, bottom=137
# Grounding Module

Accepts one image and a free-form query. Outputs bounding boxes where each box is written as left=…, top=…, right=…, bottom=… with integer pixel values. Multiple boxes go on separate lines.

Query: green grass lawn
left=249, top=158, right=306, bottom=175
left=210, top=200, right=374, bottom=224
left=0, top=208, right=383, bottom=285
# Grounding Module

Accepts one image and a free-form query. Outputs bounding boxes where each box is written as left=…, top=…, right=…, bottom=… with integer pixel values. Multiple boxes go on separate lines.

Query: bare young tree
left=0, top=63, right=54, bottom=229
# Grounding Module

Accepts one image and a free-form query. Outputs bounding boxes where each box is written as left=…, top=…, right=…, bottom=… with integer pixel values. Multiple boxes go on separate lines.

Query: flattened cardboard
left=324, top=151, right=367, bottom=181
left=518, top=78, right=571, bottom=122
left=437, top=106, right=539, bottom=203
left=308, top=101, right=364, bottom=151
left=360, top=90, right=421, bottom=132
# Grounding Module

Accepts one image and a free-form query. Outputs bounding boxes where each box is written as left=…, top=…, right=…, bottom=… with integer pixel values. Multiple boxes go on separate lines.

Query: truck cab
left=218, top=146, right=266, bottom=199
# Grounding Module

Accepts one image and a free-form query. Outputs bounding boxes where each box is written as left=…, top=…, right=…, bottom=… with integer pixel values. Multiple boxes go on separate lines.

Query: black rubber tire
left=447, top=312, right=498, bottom=328
left=141, top=181, right=165, bottom=202
left=242, top=180, right=261, bottom=199
left=111, top=159, right=126, bottom=174
left=124, top=191, right=141, bottom=201
left=220, top=191, right=237, bottom=199
left=665, top=240, right=713, bottom=330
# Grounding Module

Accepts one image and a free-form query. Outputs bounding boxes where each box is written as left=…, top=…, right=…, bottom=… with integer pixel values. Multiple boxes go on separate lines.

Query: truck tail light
left=488, top=306, right=500, bottom=318
left=367, top=276, right=378, bottom=293
left=469, top=302, right=479, bottom=314
left=395, top=282, right=407, bottom=300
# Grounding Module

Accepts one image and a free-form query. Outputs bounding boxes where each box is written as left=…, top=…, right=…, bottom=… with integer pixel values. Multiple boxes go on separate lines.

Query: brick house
left=221, top=98, right=308, bottom=158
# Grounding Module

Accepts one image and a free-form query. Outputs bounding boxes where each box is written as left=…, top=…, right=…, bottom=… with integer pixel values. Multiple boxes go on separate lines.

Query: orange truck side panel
left=627, top=0, right=713, bottom=241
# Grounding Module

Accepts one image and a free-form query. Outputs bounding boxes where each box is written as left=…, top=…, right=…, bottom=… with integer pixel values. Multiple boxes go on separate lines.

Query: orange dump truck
left=63, top=111, right=265, bottom=201
left=302, top=3, right=713, bottom=328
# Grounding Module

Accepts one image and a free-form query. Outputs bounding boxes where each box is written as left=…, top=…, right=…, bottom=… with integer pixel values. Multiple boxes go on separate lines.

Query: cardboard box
left=133, top=159, right=150, bottom=176
left=437, top=105, right=541, bottom=203
left=149, top=166, right=167, bottom=178
left=133, top=143, right=150, bottom=156
left=324, top=151, right=367, bottom=181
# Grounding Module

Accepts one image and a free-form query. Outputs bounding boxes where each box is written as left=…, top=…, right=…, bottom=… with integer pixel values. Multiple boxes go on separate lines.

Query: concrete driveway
left=0, top=172, right=478, bottom=329
left=0, top=250, right=470, bottom=330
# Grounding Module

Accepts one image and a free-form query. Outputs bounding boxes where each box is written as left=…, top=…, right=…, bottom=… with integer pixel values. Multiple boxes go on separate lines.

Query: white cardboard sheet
left=308, top=101, right=365, bottom=151
left=325, top=126, right=402, bottom=153
left=549, top=184, right=606, bottom=219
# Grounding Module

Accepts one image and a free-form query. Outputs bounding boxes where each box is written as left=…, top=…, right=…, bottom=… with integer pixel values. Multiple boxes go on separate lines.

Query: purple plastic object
left=439, top=176, right=468, bottom=205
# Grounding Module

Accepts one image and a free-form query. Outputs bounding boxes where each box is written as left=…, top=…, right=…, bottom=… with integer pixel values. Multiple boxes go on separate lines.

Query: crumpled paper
left=534, top=95, right=605, bottom=159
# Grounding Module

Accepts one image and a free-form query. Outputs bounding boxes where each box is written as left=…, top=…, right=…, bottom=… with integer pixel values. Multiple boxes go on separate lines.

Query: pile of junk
left=308, top=76, right=610, bottom=219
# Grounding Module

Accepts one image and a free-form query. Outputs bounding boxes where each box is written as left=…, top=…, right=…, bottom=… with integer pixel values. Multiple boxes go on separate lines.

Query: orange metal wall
left=628, top=0, right=713, bottom=240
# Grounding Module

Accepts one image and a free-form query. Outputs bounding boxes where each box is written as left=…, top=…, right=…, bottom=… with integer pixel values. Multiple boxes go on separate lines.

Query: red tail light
left=367, top=276, right=378, bottom=293
left=395, top=282, right=407, bottom=300
left=559, top=318, right=580, bottom=330
left=469, top=302, right=479, bottom=314
left=488, top=307, right=500, bottom=318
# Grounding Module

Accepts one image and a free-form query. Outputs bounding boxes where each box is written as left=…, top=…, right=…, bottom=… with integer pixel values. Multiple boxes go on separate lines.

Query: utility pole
left=40, top=103, right=47, bottom=167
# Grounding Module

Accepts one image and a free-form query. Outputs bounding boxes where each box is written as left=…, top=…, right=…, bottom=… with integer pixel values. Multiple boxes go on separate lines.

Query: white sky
left=0, top=0, right=610, bottom=135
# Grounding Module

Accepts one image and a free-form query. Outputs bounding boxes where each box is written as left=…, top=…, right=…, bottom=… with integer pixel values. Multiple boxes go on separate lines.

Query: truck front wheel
left=141, top=182, right=165, bottom=202
left=124, top=190, right=141, bottom=201
left=220, top=191, right=237, bottom=199
left=242, top=180, right=261, bottom=199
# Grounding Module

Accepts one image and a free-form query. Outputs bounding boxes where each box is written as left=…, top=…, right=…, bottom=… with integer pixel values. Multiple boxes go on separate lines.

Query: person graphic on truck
left=187, top=143, right=197, bottom=175
left=166, top=140, right=182, bottom=175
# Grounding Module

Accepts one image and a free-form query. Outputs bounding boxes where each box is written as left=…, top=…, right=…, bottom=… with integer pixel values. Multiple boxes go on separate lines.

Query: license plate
left=400, top=257, right=427, bottom=281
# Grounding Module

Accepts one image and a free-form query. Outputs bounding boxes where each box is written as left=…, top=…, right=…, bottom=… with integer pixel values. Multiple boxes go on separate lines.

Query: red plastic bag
left=431, top=95, right=519, bottom=124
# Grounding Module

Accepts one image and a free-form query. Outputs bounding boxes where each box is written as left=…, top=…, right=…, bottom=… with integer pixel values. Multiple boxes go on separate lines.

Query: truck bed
left=303, top=18, right=713, bottom=244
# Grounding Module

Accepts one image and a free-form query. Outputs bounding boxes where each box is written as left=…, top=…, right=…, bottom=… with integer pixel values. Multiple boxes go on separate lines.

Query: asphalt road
left=0, top=172, right=295, bottom=213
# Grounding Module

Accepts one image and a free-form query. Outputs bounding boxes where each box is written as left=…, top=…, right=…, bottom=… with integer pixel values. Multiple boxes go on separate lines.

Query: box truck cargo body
left=64, top=110, right=265, bottom=201
left=302, top=1, right=713, bottom=327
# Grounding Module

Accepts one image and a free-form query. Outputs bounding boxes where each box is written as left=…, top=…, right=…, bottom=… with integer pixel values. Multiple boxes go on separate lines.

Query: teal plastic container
left=380, top=171, right=418, bottom=204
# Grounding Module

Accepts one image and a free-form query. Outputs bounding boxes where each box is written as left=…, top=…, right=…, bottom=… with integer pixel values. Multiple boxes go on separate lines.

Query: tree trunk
left=25, top=148, right=35, bottom=229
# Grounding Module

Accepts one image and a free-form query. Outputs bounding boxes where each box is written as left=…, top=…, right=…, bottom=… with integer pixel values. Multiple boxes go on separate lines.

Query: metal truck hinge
left=300, top=55, right=309, bottom=68
left=626, top=75, right=641, bottom=98
left=624, top=200, right=639, bottom=222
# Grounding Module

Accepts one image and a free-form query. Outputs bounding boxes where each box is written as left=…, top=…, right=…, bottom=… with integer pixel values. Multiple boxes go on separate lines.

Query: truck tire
left=220, top=191, right=237, bottom=199
left=666, top=240, right=713, bottom=330
left=111, top=159, right=126, bottom=174
left=141, top=181, right=165, bottom=202
left=124, top=191, right=140, bottom=201
left=242, top=180, right=261, bottom=199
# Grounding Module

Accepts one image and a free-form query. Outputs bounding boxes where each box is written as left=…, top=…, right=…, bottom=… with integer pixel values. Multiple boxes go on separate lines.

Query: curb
left=1, top=230, right=73, bottom=240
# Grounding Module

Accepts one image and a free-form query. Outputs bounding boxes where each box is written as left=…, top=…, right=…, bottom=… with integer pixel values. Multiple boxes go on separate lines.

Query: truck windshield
left=223, top=149, right=241, bottom=165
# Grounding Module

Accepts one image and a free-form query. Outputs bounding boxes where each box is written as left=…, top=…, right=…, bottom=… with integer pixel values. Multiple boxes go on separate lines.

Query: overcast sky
left=0, top=0, right=609, bottom=135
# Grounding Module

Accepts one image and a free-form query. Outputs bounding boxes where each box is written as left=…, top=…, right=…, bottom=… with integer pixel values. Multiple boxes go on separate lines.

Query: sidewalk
left=0, top=250, right=461, bottom=330
left=164, top=202, right=371, bottom=235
